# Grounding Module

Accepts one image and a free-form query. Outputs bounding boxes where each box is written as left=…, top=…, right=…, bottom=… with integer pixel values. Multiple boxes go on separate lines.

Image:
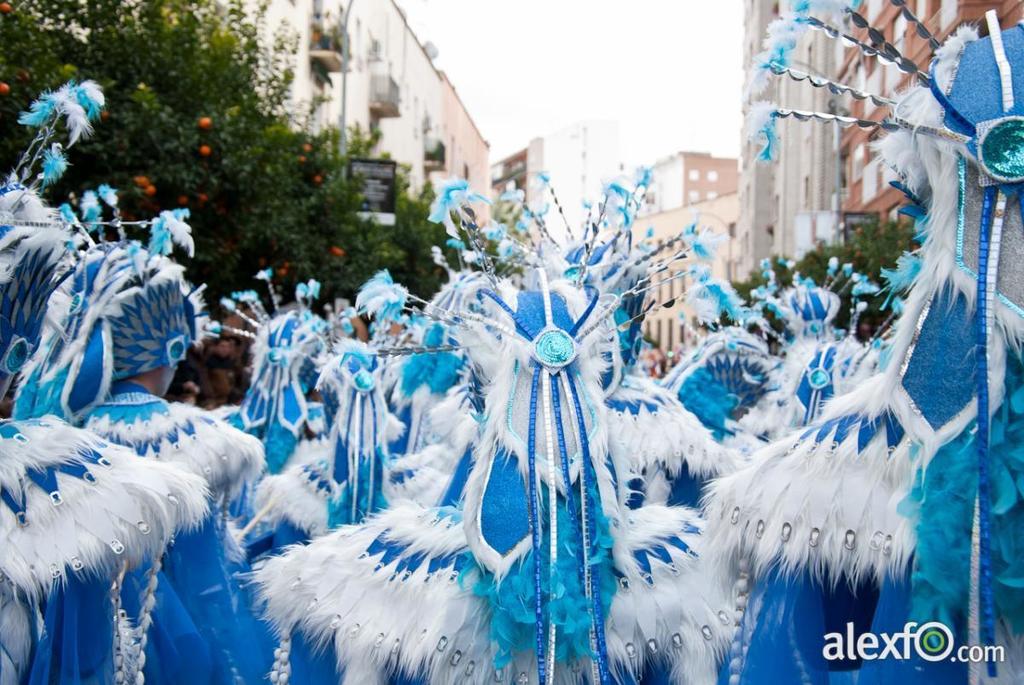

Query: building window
left=688, top=190, right=700, bottom=204
left=707, top=191, right=718, bottom=200
left=688, top=169, right=700, bottom=181
left=707, top=170, right=719, bottom=182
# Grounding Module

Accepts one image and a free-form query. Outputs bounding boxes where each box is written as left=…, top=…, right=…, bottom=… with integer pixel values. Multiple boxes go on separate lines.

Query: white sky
left=397, top=0, right=745, bottom=167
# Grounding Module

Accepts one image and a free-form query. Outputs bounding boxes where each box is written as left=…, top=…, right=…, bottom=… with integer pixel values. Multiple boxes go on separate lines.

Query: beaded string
left=559, top=371, right=602, bottom=685
left=269, top=633, right=292, bottom=684
left=565, top=372, right=611, bottom=684
left=526, top=364, right=547, bottom=685
left=111, top=561, right=128, bottom=685
left=975, top=187, right=1003, bottom=677
left=128, top=555, right=164, bottom=684
left=367, top=391, right=380, bottom=521
left=541, top=370, right=559, bottom=681
left=350, top=389, right=362, bottom=523
left=536, top=267, right=559, bottom=680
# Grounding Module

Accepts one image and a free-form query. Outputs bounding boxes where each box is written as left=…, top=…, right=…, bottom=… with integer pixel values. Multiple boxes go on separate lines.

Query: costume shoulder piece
left=606, top=370, right=739, bottom=480
left=0, top=417, right=208, bottom=600
left=252, top=440, right=334, bottom=537
left=84, top=387, right=265, bottom=501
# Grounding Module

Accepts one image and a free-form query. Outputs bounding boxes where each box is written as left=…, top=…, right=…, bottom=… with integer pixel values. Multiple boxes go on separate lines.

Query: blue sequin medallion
left=354, top=368, right=375, bottom=391
left=979, top=116, right=1024, bottom=183
left=3, top=336, right=30, bottom=375
left=533, top=328, right=576, bottom=369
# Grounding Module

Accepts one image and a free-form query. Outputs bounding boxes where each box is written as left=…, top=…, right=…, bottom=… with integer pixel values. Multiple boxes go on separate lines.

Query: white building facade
left=256, top=0, right=488, bottom=193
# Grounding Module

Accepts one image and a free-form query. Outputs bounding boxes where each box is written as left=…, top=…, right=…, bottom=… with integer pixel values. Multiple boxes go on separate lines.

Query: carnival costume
left=708, top=3, right=1024, bottom=682
left=252, top=179, right=737, bottom=685
left=0, top=82, right=207, bottom=685
left=16, top=169, right=269, bottom=682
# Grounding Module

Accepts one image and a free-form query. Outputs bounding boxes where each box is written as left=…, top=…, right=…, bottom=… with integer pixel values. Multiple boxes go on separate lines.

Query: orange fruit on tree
left=302, top=143, right=313, bottom=153
left=313, top=174, right=323, bottom=185
left=330, top=246, right=346, bottom=258
left=177, top=195, right=189, bottom=206
left=197, top=116, right=213, bottom=130
left=133, top=175, right=150, bottom=188
left=0, top=3, right=13, bottom=15
left=198, top=144, right=212, bottom=157
left=0, top=83, right=9, bottom=96
left=144, top=185, right=157, bottom=197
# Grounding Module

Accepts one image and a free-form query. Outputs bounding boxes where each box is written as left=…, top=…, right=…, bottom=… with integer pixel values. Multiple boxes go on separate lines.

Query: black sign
left=349, top=158, right=397, bottom=225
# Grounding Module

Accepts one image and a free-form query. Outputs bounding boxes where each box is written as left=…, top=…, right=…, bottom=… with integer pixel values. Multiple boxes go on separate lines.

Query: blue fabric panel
left=667, top=535, right=692, bottom=555
left=647, top=544, right=672, bottom=565
left=834, top=414, right=860, bottom=445
left=666, top=464, right=705, bottom=509
left=857, top=416, right=881, bottom=453
left=66, top=325, right=107, bottom=414
left=28, top=574, right=115, bottom=685
left=288, top=631, right=342, bottom=685
left=121, top=567, right=213, bottom=684
left=280, top=382, right=303, bottom=427
left=714, top=573, right=833, bottom=685
left=858, top=573, right=967, bottom=684
left=479, top=448, right=530, bottom=556
left=901, top=291, right=976, bottom=431
left=884, top=412, right=905, bottom=452
left=438, top=445, right=473, bottom=507
left=632, top=550, right=653, bottom=580
left=160, top=514, right=274, bottom=683
left=514, top=290, right=574, bottom=339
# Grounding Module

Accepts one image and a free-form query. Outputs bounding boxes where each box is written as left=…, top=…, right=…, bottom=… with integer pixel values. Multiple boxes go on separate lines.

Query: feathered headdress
left=16, top=239, right=206, bottom=421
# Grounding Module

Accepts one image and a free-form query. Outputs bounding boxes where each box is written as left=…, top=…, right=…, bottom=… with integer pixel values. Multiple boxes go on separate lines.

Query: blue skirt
left=157, top=513, right=274, bottom=683
left=28, top=574, right=116, bottom=685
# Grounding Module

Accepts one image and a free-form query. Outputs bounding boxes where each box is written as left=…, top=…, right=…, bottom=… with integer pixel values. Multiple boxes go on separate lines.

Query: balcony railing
left=424, top=138, right=446, bottom=171
left=369, top=74, right=401, bottom=118
left=310, top=22, right=343, bottom=72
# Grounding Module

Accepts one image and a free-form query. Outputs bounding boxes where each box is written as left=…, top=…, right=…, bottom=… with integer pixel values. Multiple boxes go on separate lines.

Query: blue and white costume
left=709, top=4, right=1024, bottom=683
left=225, top=276, right=328, bottom=475
left=253, top=181, right=736, bottom=685
left=17, top=224, right=268, bottom=683
left=0, top=82, right=207, bottom=685
left=661, top=327, right=777, bottom=453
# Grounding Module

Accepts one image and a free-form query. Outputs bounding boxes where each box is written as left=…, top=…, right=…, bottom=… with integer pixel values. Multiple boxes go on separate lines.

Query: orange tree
left=0, top=0, right=451, bottom=303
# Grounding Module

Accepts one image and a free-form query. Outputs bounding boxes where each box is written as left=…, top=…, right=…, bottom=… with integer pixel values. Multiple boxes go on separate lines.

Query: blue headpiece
left=0, top=189, right=69, bottom=397
left=780, top=282, right=840, bottom=339
left=231, top=279, right=328, bottom=472
left=317, top=338, right=380, bottom=435
left=18, top=242, right=205, bottom=420
left=0, top=82, right=105, bottom=400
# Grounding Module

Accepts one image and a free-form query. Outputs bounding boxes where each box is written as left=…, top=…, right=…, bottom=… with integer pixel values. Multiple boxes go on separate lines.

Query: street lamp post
left=339, top=0, right=356, bottom=160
